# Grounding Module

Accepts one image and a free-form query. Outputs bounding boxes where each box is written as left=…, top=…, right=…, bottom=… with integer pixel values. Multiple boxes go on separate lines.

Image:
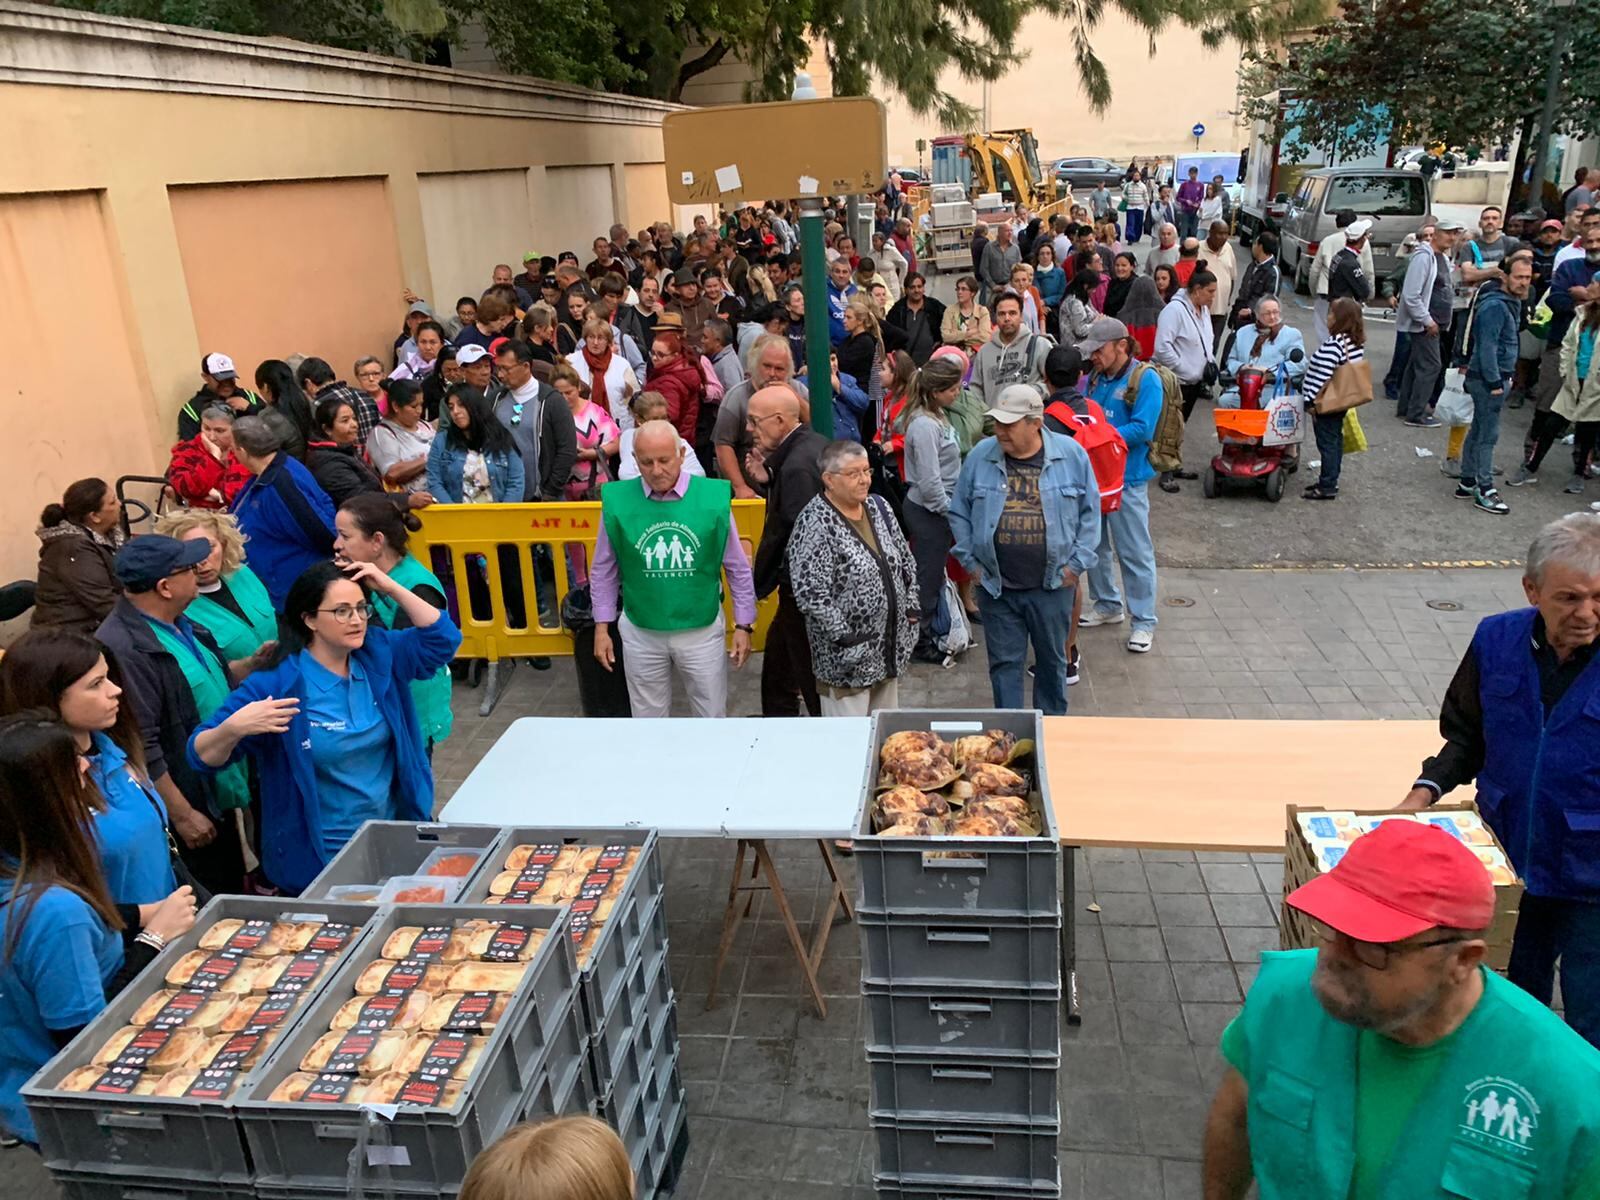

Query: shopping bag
left=1342, top=409, right=1368, bottom=454
left=1436, top=368, right=1474, bottom=428
left=1261, top=391, right=1306, bottom=446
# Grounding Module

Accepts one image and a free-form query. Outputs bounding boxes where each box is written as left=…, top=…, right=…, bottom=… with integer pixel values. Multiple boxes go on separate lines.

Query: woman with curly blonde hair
left=461, top=1117, right=632, bottom=1200
left=152, top=509, right=277, bottom=665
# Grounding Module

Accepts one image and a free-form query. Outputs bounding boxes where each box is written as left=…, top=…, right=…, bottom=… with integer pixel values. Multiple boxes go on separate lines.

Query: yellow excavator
left=913, top=129, right=1072, bottom=234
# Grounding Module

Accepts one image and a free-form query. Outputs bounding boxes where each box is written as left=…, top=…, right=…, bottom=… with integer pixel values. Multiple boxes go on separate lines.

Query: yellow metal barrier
left=410, top=498, right=776, bottom=667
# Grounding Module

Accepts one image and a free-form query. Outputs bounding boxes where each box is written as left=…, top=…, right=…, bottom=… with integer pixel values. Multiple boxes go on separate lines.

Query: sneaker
left=911, top=643, right=946, bottom=665
left=1079, top=607, right=1126, bottom=628
left=1454, top=484, right=1477, bottom=500
left=1566, top=475, right=1586, bottom=495
left=1065, top=646, right=1081, bottom=686
left=1474, top=489, right=1510, bottom=515
left=1405, top=416, right=1443, bottom=428
left=1506, top=393, right=1526, bottom=409
left=1440, top=457, right=1462, bottom=478
left=1127, top=629, right=1154, bottom=653
left=1507, top=465, right=1538, bottom=487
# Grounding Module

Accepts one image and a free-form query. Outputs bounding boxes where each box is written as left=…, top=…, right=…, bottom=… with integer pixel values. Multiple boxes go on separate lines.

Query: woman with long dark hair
left=899, top=358, right=964, bottom=663
left=367, top=378, right=436, bottom=496
left=32, top=477, right=123, bottom=634
left=306, top=394, right=385, bottom=508
left=189, top=560, right=461, bottom=893
left=0, top=714, right=195, bottom=1145
left=425, top=385, right=525, bottom=504
left=1102, top=252, right=1138, bottom=320
left=1059, top=268, right=1102, bottom=344
left=254, top=359, right=314, bottom=460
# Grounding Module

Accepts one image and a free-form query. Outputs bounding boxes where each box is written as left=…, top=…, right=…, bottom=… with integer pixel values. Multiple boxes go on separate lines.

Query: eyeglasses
left=747, top=412, right=784, bottom=428
left=829, top=467, right=873, bottom=481
left=317, top=602, right=375, bottom=624
left=1311, top=921, right=1469, bottom=971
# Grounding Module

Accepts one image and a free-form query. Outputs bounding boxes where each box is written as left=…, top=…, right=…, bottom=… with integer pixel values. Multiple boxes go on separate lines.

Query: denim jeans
left=1460, top=377, right=1508, bottom=492
left=1085, top=479, right=1158, bottom=631
left=976, top=585, right=1074, bottom=715
left=1507, top=893, right=1600, bottom=1051
left=1313, top=410, right=1345, bottom=492
left=1177, top=210, right=1199, bottom=241
left=1384, top=330, right=1411, bottom=399
left=1124, top=208, right=1144, bottom=244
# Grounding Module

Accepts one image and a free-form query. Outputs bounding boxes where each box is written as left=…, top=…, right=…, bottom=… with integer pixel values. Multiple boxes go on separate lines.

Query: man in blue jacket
left=825, top=257, right=857, bottom=347
left=1456, top=256, right=1532, bottom=515
left=949, top=385, right=1100, bottom=715
left=1078, top=318, right=1164, bottom=653
left=1400, top=513, right=1600, bottom=1050
left=229, top=415, right=337, bottom=606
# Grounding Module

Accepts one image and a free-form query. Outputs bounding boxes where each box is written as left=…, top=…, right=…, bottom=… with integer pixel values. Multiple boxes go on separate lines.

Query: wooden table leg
left=807, top=839, right=855, bottom=976
left=705, top=838, right=749, bottom=1012
left=753, top=840, right=828, bottom=1019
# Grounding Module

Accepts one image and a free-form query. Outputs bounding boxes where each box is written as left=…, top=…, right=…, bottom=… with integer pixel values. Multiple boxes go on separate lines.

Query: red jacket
left=647, top=353, right=705, bottom=444
left=167, top=436, right=251, bottom=509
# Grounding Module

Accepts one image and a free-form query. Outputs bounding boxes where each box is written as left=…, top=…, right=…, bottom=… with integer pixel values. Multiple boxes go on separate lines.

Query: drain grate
left=1426, top=599, right=1463, bottom=612
left=1163, top=597, right=1196, bottom=608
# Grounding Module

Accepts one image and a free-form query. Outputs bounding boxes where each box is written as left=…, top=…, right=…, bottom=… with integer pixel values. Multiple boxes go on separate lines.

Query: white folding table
left=441, top=716, right=872, bottom=1017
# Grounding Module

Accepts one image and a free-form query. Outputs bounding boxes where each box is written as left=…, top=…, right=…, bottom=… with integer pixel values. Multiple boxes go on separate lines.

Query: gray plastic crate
left=300, top=821, right=503, bottom=901
left=872, top=1116, right=1060, bottom=1192
left=23, top=896, right=376, bottom=1184
left=859, top=910, right=1061, bottom=992
left=49, top=1171, right=258, bottom=1200
left=862, top=981, right=1061, bottom=1060
left=857, top=711, right=1060, bottom=920
left=639, top=1058, right=686, bottom=1197
left=514, top=999, right=589, bottom=1123
left=589, top=902, right=670, bottom=1095
left=459, top=827, right=665, bottom=1027
left=868, top=1052, right=1059, bottom=1124
left=598, top=987, right=677, bottom=1130
left=236, top=903, right=578, bottom=1193
left=873, top=1170, right=1061, bottom=1198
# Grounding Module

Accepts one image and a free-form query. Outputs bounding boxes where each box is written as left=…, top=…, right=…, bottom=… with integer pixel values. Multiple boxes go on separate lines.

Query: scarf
left=582, top=343, right=614, bottom=381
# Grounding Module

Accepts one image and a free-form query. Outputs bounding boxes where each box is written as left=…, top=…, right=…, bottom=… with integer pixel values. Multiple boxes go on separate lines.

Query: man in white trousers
left=590, top=420, right=755, bottom=716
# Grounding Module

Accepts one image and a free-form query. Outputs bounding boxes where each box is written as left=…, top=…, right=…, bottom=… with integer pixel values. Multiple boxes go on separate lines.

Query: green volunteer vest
left=1238, top=950, right=1600, bottom=1200
left=146, top=617, right=250, bottom=812
left=600, top=476, right=731, bottom=632
left=370, top=554, right=455, bottom=747
left=186, top=566, right=277, bottom=662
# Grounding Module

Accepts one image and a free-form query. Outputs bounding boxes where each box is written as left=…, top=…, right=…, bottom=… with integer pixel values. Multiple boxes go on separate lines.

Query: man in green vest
left=1203, top=819, right=1600, bottom=1200
left=590, top=420, right=756, bottom=717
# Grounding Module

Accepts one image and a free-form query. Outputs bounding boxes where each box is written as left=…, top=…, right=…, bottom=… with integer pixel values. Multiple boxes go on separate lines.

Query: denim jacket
left=949, top=431, right=1101, bottom=598
left=425, top=437, right=526, bottom=503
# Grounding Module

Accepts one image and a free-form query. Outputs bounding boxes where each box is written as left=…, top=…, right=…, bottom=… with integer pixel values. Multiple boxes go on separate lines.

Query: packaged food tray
left=299, top=820, right=503, bottom=901
left=235, top=903, right=578, bottom=1193
left=856, top=711, right=1060, bottom=919
left=23, top=896, right=375, bottom=1184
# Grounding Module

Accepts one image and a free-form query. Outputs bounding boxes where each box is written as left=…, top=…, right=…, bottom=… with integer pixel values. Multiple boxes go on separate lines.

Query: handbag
left=1342, top=409, right=1369, bottom=454
left=1314, top=359, right=1374, bottom=415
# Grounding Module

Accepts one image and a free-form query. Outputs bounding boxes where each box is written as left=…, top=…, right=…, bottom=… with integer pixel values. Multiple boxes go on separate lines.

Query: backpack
left=1044, top=398, right=1127, bottom=513
left=1128, top=362, right=1185, bottom=472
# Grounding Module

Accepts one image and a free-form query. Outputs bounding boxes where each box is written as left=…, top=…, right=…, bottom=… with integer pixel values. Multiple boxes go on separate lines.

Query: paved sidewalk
left=2, top=568, right=1526, bottom=1200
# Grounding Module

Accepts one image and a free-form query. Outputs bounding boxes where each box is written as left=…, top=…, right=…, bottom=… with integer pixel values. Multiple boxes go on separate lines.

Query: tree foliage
left=1241, top=0, right=1600, bottom=163
left=57, top=0, right=1322, bottom=129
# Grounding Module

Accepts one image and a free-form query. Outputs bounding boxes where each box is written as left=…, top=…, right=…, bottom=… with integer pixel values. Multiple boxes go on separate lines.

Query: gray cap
left=987, top=384, right=1044, bottom=425
left=1077, top=316, right=1129, bottom=355
left=407, top=299, right=434, bottom=317
left=1435, top=218, right=1467, bottom=232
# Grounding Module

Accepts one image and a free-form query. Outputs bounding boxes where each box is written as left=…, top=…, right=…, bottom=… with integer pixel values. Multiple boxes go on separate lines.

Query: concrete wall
left=0, top=1, right=686, bottom=585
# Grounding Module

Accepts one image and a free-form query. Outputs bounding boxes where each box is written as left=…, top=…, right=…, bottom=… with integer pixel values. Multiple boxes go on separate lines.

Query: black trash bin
left=562, top=585, right=633, bottom=717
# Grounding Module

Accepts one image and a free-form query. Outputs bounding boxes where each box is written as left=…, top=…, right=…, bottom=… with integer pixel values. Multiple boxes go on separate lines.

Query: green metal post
left=798, top=197, right=834, bottom=435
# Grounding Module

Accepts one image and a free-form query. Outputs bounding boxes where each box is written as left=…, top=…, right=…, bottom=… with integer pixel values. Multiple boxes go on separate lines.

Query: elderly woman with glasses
left=188, top=560, right=461, bottom=894
left=1217, top=294, right=1307, bottom=408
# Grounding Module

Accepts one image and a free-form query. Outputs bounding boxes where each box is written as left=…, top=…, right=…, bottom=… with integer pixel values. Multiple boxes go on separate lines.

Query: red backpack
left=1044, top=397, right=1127, bottom=513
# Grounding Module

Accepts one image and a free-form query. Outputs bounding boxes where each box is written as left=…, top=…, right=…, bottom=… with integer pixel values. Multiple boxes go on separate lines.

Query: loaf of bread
left=353, top=959, right=455, bottom=995
left=299, top=1029, right=417, bottom=1077
left=393, top=1033, right=487, bottom=1081
left=331, top=991, right=433, bottom=1032
left=444, top=960, right=531, bottom=993
left=421, top=991, right=511, bottom=1034
left=91, top=1026, right=208, bottom=1072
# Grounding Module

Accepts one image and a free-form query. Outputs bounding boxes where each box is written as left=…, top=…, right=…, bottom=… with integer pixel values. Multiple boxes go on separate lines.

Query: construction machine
left=912, top=129, right=1071, bottom=272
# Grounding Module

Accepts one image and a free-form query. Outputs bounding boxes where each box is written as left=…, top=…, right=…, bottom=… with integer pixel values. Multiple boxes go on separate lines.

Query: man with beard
left=1202, top=819, right=1600, bottom=1200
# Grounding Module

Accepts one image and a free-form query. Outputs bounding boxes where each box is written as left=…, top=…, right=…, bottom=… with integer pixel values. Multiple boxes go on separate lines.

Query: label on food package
left=187, top=954, right=244, bottom=992
left=407, top=925, right=455, bottom=962
left=208, top=1032, right=264, bottom=1071
left=568, top=909, right=594, bottom=945
left=396, top=1072, right=448, bottom=1106
left=353, top=994, right=408, bottom=1032
left=149, top=989, right=209, bottom=1030
left=303, top=1072, right=361, bottom=1104
left=416, top=1034, right=469, bottom=1078
left=596, top=844, right=630, bottom=870
left=267, top=952, right=328, bottom=996
left=183, top=1067, right=240, bottom=1101
left=521, top=843, right=564, bottom=868
left=88, top=1064, right=145, bottom=1095
left=482, top=924, right=531, bottom=962
left=378, top=959, right=431, bottom=994
left=242, top=994, right=297, bottom=1033
left=219, top=919, right=276, bottom=956
left=113, top=1026, right=181, bottom=1069
left=441, top=992, right=496, bottom=1033
left=577, top=871, right=611, bottom=901
left=304, top=923, right=357, bottom=954
left=326, top=1031, right=377, bottom=1074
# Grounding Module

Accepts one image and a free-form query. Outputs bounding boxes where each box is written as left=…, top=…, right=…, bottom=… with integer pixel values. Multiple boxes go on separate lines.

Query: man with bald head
left=590, top=419, right=756, bottom=717
left=747, top=386, right=828, bottom=716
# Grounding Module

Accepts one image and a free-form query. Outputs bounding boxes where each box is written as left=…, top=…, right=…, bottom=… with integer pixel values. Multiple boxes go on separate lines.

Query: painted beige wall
left=418, top=169, right=537, bottom=311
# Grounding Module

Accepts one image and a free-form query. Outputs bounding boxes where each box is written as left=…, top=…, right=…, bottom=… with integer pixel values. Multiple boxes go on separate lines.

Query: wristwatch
left=735, top=623, right=755, bottom=634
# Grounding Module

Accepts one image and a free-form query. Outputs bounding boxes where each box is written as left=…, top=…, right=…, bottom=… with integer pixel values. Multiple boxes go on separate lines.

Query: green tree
left=1240, top=0, right=1600, bottom=164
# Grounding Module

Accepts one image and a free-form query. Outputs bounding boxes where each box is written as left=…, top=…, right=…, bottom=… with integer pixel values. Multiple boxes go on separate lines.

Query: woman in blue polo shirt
left=0, top=715, right=196, bottom=1146
left=0, top=630, right=181, bottom=908
left=189, top=560, right=461, bottom=894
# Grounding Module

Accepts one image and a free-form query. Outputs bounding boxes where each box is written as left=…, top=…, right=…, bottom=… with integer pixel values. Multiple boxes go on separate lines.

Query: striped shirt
left=1303, top=335, right=1365, bottom=407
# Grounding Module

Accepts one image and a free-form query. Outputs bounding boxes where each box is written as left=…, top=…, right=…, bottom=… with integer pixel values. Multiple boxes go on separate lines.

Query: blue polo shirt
left=300, top=652, right=398, bottom=858
left=87, top=732, right=176, bottom=907
left=0, top=885, right=124, bottom=1143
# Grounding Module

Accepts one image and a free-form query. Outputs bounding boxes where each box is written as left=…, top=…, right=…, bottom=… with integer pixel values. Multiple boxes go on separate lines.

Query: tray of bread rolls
left=22, top=896, right=374, bottom=1185
left=299, top=820, right=504, bottom=903
left=457, top=828, right=665, bottom=1032
left=234, top=903, right=582, bottom=1193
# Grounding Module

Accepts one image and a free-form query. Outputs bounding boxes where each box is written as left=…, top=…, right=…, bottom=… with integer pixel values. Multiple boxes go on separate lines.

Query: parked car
left=1051, top=157, right=1125, bottom=191
left=892, top=167, right=926, bottom=188
left=1277, top=167, right=1430, bottom=292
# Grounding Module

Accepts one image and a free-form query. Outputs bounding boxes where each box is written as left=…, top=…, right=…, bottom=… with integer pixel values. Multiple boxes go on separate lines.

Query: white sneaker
left=1127, top=629, right=1154, bottom=653
left=1079, top=607, right=1126, bottom=628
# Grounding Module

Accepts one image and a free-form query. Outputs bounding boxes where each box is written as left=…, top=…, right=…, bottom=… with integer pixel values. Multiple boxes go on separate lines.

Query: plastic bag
left=930, top=577, right=972, bottom=658
left=1343, top=409, right=1369, bottom=454
left=1436, top=368, right=1474, bottom=428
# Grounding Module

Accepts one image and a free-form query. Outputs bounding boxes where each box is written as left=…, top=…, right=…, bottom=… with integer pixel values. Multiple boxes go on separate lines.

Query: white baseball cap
left=455, top=344, right=491, bottom=365
left=986, top=384, right=1045, bottom=425
left=1345, top=219, right=1373, bottom=240
left=202, top=352, right=237, bottom=381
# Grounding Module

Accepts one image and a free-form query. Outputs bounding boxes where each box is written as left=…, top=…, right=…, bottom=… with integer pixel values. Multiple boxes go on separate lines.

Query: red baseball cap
left=1287, top=820, right=1495, bottom=943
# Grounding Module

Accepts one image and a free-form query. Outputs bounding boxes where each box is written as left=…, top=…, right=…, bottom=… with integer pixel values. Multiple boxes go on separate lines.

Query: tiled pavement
left=2, top=567, right=1528, bottom=1199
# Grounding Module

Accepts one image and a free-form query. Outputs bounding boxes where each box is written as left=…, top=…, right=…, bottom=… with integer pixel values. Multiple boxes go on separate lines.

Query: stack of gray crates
left=855, top=710, right=1062, bottom=1199
left=459, top=826, right=687, bottom=1196
left=298, top=821, right=505, bottom=903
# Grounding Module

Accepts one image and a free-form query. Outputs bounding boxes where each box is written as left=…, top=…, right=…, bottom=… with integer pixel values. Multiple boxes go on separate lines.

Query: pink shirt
left=590, top=470, right=758, bottom=626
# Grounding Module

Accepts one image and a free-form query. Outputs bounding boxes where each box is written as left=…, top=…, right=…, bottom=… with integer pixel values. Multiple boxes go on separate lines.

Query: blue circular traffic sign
left=1192, top=123, right=1206, bottom=138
